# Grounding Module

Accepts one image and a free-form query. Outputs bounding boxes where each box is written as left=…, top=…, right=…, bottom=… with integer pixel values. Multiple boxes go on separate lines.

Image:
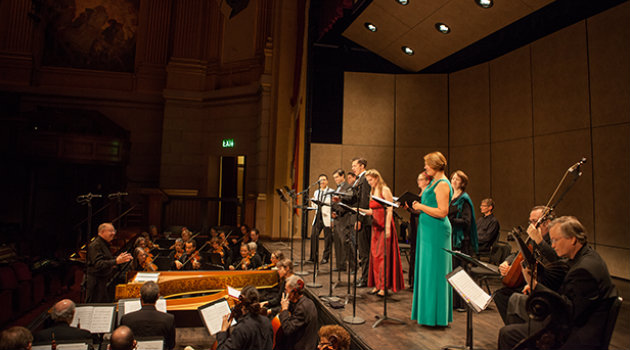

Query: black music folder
left=396, top=191, right=421, bottom=207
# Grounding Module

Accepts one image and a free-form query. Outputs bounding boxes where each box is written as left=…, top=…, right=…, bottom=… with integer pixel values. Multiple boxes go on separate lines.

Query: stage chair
left=602, top=295, right=623, bottom=349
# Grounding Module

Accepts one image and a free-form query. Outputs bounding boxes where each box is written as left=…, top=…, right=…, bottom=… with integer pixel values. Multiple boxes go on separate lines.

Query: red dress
left=367, top=198, right=405, bottom=292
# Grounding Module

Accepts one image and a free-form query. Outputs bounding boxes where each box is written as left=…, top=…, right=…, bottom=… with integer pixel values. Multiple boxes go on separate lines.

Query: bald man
left=86, top=223, right=133, bottom=303
left=34, top=299, right=92, bottom=343
left=109, top=326, right=136, bottom=350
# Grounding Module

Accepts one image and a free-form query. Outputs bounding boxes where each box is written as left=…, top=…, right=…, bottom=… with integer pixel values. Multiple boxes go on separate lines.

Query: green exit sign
left=222, top=138, right=234, bottom=148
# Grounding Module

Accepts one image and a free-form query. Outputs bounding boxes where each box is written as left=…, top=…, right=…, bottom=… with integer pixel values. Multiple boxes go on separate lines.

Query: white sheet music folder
left=134, top=272, right=160, bottom=283
left=446, top=267, right=493, bottom=313
left=69, top=303, right=116, bottom=333
left=371, top=195, right=399, bottom=208
left=198, top=298, right=235, bottom=335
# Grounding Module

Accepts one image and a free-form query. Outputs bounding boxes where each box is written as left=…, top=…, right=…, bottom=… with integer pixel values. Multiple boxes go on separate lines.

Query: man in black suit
left=498, top=216, right=615, bottom=349
left=331, top=168, right=353, bottom=272
left=34, top=299, right=92, bottom=343
left=86, top=223, right=133, bottom=303
left=350, top=157, right=372, bottom=287
left=277, top=275, right=318, bottom=350
left=120, top=281, right=176, bottom=350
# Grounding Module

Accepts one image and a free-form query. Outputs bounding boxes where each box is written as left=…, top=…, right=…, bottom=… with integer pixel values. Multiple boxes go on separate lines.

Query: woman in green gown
left=411, top=151, right=453, bottom=326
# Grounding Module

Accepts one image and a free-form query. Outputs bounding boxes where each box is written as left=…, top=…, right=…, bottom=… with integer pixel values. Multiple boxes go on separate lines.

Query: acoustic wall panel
left=587, top=2, right=630, bottom=127
left=449, top=63, right=490, bottom=147
left=449, top=143, right=491, bottom=219
left=490, top=45, right=533, bottom=142
left=592, top=124, right=630, bottom=248
left=531, top=21, right=590, bottom=135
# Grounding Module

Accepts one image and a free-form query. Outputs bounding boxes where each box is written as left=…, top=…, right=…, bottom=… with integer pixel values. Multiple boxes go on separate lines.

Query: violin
left=256, top=262, right=275, bottom=270
left=141, top=255, right=158, bottom=272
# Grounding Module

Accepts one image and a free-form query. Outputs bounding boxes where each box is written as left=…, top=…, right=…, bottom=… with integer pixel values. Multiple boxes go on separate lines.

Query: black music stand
left=370, top=196, right=405, bottom=328
left=342, top=182, right=365, bottom=325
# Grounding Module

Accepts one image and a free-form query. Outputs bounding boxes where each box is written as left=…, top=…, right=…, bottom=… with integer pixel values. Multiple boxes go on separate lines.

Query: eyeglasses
left=550, top=236, right=567, bottom=244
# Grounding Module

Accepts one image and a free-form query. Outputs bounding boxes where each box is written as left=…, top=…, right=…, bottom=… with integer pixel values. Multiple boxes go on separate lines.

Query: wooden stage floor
left=264, top=238, right=630, bottom=350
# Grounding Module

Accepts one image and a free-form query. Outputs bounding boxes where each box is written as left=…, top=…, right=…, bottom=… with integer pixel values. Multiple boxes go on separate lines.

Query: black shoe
left=320, top=258, right=329, bottom=264
left=356, top=280, right=367, bottom=288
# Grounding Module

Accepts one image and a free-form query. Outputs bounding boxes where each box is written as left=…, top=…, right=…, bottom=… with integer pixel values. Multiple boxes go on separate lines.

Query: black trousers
left=357, top=219, right=371, bottom=282
left=310, top=217, right=333, bottom=261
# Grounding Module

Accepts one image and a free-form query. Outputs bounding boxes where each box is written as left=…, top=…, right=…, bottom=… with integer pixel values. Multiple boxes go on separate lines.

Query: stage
left=264, top=238, right=630, bottom=350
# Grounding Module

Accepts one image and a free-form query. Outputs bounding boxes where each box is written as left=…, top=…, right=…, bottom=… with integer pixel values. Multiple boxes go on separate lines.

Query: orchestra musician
left=168, top=238, right=184, bottom=262
left=174, top=240, right=202, bottom=270
left=229, top=243, right=262, bottom=270
left=317, top=325, right=351, bottom=350
left=258, top=250, right=284, bottom=271
left=250, top=228, right=271, bottom=264
left=264, top=258, right=293, bottom=316
left=210, top=237, right=232, bottom=269
left=131, top=247, right=157, bottom=273
left=217, top=285, right=273, bottom=350
left=276, top=275, right=318, bottom=350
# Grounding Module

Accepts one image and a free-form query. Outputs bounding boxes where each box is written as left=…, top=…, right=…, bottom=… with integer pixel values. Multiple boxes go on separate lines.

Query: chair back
left=602, top=295, right=623, bottom=348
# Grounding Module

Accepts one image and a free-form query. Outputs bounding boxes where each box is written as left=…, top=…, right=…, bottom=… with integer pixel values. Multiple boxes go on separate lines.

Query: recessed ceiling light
left=364, top=22, right=377, bottom=32
left=396, top=0, right=409, bottom=5
left=435, top=23, right=451, bottom=34
left=475, top=0, right=493, bottom=9
left=401, top=46, right=414, bottom=56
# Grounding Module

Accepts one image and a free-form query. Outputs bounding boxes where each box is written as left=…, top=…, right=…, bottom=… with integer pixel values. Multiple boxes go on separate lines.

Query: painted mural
left=42, top=0, right=139, bottom=72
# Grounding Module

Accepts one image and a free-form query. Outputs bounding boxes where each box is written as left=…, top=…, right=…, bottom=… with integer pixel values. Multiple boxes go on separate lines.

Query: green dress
left=411, top=178, right=453, bottom=326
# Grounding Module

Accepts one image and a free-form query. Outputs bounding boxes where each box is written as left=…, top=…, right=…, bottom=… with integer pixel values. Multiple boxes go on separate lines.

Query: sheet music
left=199, top=299, right=232, bottom=335
left=124, top=300, right=142, bottom=314
left=447, top=268, right=492, bottom=313
left=137, top=340, right=164, bottom=350
left=134, top=272, right=160, bottom=283
left=33, top=344, right=89, bottom=350
left=90, top=306, right=115, bottom=333
left=156, top=298, right=167, bottom=313
left=371, top=195, right=399, bottom=208
left=70, top=306, right=93, bottom=329
left=227, top=285, right=241, bottom=299
left=337, top=202, right=366, bottom=216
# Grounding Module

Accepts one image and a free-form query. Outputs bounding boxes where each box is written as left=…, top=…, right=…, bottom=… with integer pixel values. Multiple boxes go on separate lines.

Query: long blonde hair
left=365, top=169, right=387, bottom=196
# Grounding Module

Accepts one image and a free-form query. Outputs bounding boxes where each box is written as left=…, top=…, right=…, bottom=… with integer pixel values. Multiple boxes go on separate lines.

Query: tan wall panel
left=595, top=245, right=630, bottom=283
left=491, top=138, right=536, bottom=232
left=309, top=144, right=344, bottom=185
left=533, top=130, right=594, bottom=233
left=395, top=74, right=449, bottom=148
left=490, top=45, right=533, bottom=142
left=449, top=144, right=491, bottom=218
left=531, top=21, right=590, bottom=135
left=449, top=63, right=490, bottom=146
left=394, top=146, right=448, bottom=196
left=587, top=2, right=630, bottom=127
left=592, top=124, right=630, bottom=248
left=341, top=145, right=395, bottom=189
left=343, top=72, right=395, bottom=146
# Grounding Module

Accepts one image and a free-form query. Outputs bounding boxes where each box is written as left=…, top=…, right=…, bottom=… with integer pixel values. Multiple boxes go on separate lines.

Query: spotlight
left=401, top=46, right=414, bottom=56
left=396, top=0, right=409, bottom=5
left=475, top=0, right=493, bottom=9
left=364, top=22, right=377, bottom=32
left=435, top=23, right=451, bottom=34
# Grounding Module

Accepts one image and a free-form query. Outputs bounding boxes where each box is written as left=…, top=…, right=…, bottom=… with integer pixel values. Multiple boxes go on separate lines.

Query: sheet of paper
left=134, top=272, right=160, bottom=283
left=57, top=344, right=90, bottom=350
left=70, top=306, right=93, bottom=329
left=89, top=306, right=115, bottom=333
left=124, top=300, right=142, bottom=314
left=156, top=298, right=167, bottom=313
left=137, top=340, right=164, bottom=350
left=227, top=285, right=240, bottom=299
left=199, top=300, right=232, bottom=335
left=448, top=269, right=491, bottom=312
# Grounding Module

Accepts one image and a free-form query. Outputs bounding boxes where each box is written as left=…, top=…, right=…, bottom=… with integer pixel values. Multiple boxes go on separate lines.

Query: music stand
left=275, top=189, right=290, bottom=249
left=370, top=196, right=405, bottom=328
left=343, top=182, right=366, bottom=325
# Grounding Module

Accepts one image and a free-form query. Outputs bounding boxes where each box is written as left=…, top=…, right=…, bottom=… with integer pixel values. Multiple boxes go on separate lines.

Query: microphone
left=568, top=158, right=587, bottom=174
left=76, top=193, right=103, bottom=203
left=276, top=189, right=288, bottom=203
left=283, top=185, right=296, bottom=196
left=108, top=192, right=129, bottom=199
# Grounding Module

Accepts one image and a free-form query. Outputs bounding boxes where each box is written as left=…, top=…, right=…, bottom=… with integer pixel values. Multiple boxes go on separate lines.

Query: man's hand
left=221, top=314, right=230, bottom=332
left=175, top=260, right=183, bottom=270
left=526, top=223, right=543, bottom=244
left=521, top=284, right=531, bottom=295
left=116, top=252, right=133, bottom=264
left=280, top=292, right=290, bottom=311
left=192, top=260, right=201, bottom=269
left=332, top=212, right=337, bottom=219
left=499, top=261, right=510, bottom=276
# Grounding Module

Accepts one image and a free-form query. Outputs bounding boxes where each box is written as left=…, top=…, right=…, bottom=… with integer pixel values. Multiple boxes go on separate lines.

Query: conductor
left=86, top=223, right=133, bottom=303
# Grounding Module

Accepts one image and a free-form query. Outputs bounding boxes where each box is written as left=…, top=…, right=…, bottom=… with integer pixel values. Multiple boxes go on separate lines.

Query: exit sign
left=222, top=138, right=234, bottom=148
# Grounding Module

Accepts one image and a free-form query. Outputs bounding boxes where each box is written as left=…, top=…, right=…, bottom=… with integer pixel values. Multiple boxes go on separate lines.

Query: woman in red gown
left=360, top=169, right=405, bottom=296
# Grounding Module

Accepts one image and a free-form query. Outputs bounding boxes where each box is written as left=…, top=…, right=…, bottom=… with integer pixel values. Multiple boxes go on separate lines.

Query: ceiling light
left=401, top=46, right=414, bottom=56
left=396, top=0, right=409, bottom=5
left=364, top=22, right=377, bottom=32
left=435, top=23, right=451, bottom=34
left=475, top=0, right=493, bottom=9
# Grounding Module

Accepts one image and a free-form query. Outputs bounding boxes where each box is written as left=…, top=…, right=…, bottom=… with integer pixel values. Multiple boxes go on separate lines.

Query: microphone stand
left=371, top=196, right=404, bottom=328
left=275, top=189, right=290, bottom=248
left=306, top=184, right=325, bottom=289
left=76, top=193, right=101, bottom=303
left=292, top=182, right=318, bottom=276
left=343, top=180, right=365, bottom=325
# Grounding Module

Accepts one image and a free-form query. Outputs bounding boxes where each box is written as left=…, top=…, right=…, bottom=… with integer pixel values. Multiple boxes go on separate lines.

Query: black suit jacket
left=216, top=313, right=273, bottom=350
left=86, top=236, right=119, bottom=302
left=535, top=244, right=615, bottom=349
left=120, top=305, right=176, bottom=350
left=350, top=173, right=372, bottom=226
left=276, top=296, right=318, bottom=350
left=33, top=322, right=93, bottom=343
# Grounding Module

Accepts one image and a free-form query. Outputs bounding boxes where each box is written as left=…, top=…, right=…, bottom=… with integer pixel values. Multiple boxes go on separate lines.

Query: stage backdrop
left=309, top=2, right=629, bottom=279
